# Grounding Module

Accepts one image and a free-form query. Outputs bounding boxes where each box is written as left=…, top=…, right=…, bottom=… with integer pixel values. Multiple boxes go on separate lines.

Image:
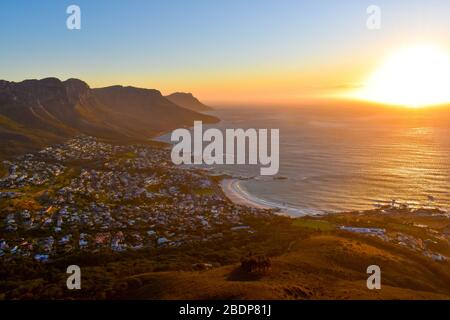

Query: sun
left=352, top=45, right=450, bottom=108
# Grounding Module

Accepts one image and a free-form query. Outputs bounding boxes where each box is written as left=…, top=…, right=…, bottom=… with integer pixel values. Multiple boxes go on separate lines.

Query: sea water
left=159, top=105, right=450, bottom=216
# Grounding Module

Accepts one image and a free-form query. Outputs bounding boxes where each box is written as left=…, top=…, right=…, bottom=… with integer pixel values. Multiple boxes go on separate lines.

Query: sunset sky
left=1, top=0, right=450, bottom=105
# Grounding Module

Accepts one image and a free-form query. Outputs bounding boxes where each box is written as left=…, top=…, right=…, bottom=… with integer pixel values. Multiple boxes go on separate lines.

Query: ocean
left=158, top=105, right=450, bottom=216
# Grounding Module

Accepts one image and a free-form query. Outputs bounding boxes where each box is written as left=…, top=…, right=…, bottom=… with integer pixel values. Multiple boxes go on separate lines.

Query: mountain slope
left=125, top=234, right=450, bottom=300
left=93, top=86, right=217, bottom=136
left=166, top=92, right=212, bottom=112
left=0, top=78, right=218, bottom=158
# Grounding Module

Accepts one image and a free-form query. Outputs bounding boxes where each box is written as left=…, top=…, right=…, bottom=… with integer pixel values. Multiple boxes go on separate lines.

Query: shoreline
left=220, top=178, right=319, bottom=217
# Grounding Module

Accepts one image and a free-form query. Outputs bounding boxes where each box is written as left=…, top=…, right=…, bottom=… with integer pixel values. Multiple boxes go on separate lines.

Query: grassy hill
left=119, top=212, right=450, bottom=300
left=123, top=233, right=450, bottom=300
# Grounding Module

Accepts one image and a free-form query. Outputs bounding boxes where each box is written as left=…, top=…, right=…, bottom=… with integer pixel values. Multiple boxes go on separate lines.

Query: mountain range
left=0, top=78, right=218, bottom=158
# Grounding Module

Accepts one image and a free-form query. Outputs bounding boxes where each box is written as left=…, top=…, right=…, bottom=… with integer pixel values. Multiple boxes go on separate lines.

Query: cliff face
left=166, top=92, right=212, bottom=112
left=92, top=86, right=217, bottom=137
left=0, top=78, right=81, bottom=130
left=0, top=78, right=218, bottom=158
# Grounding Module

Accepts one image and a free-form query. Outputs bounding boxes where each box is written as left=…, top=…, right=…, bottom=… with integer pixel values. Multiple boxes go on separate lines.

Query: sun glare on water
left=353, top=45, right=450, bottom=108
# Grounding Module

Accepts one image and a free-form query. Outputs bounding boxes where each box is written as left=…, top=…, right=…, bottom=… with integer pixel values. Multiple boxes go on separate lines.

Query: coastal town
left=0, top=136, right=449, bottom=262
left=1, top=135, right=449, bottom=264
left=0, top=135, right=449, bottom=300
left=0, top=136, right=273, bottom=262
left=2, top=149, right=447, bottom=300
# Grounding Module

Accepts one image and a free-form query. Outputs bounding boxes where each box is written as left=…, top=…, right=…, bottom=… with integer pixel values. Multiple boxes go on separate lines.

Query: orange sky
left=2, top=1, right=450, bottom=107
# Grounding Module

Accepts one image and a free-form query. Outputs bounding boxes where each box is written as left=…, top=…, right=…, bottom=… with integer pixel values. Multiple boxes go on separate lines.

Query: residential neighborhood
left=0, top=136, right=273, bottom=262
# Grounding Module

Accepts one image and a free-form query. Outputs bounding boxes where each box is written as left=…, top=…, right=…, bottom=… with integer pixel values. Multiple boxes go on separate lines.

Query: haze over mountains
left=0, top=78, right=217, bottom=158
left=165, top=92, right=212, bottom=112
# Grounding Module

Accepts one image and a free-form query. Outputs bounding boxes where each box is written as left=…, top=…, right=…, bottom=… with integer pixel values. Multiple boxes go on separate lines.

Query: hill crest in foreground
left=126, top=231, right=450, bottom=300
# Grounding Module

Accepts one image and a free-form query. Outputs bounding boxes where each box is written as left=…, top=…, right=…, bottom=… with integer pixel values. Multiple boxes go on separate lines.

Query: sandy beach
left=220, top=179, right=311, bottom=217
